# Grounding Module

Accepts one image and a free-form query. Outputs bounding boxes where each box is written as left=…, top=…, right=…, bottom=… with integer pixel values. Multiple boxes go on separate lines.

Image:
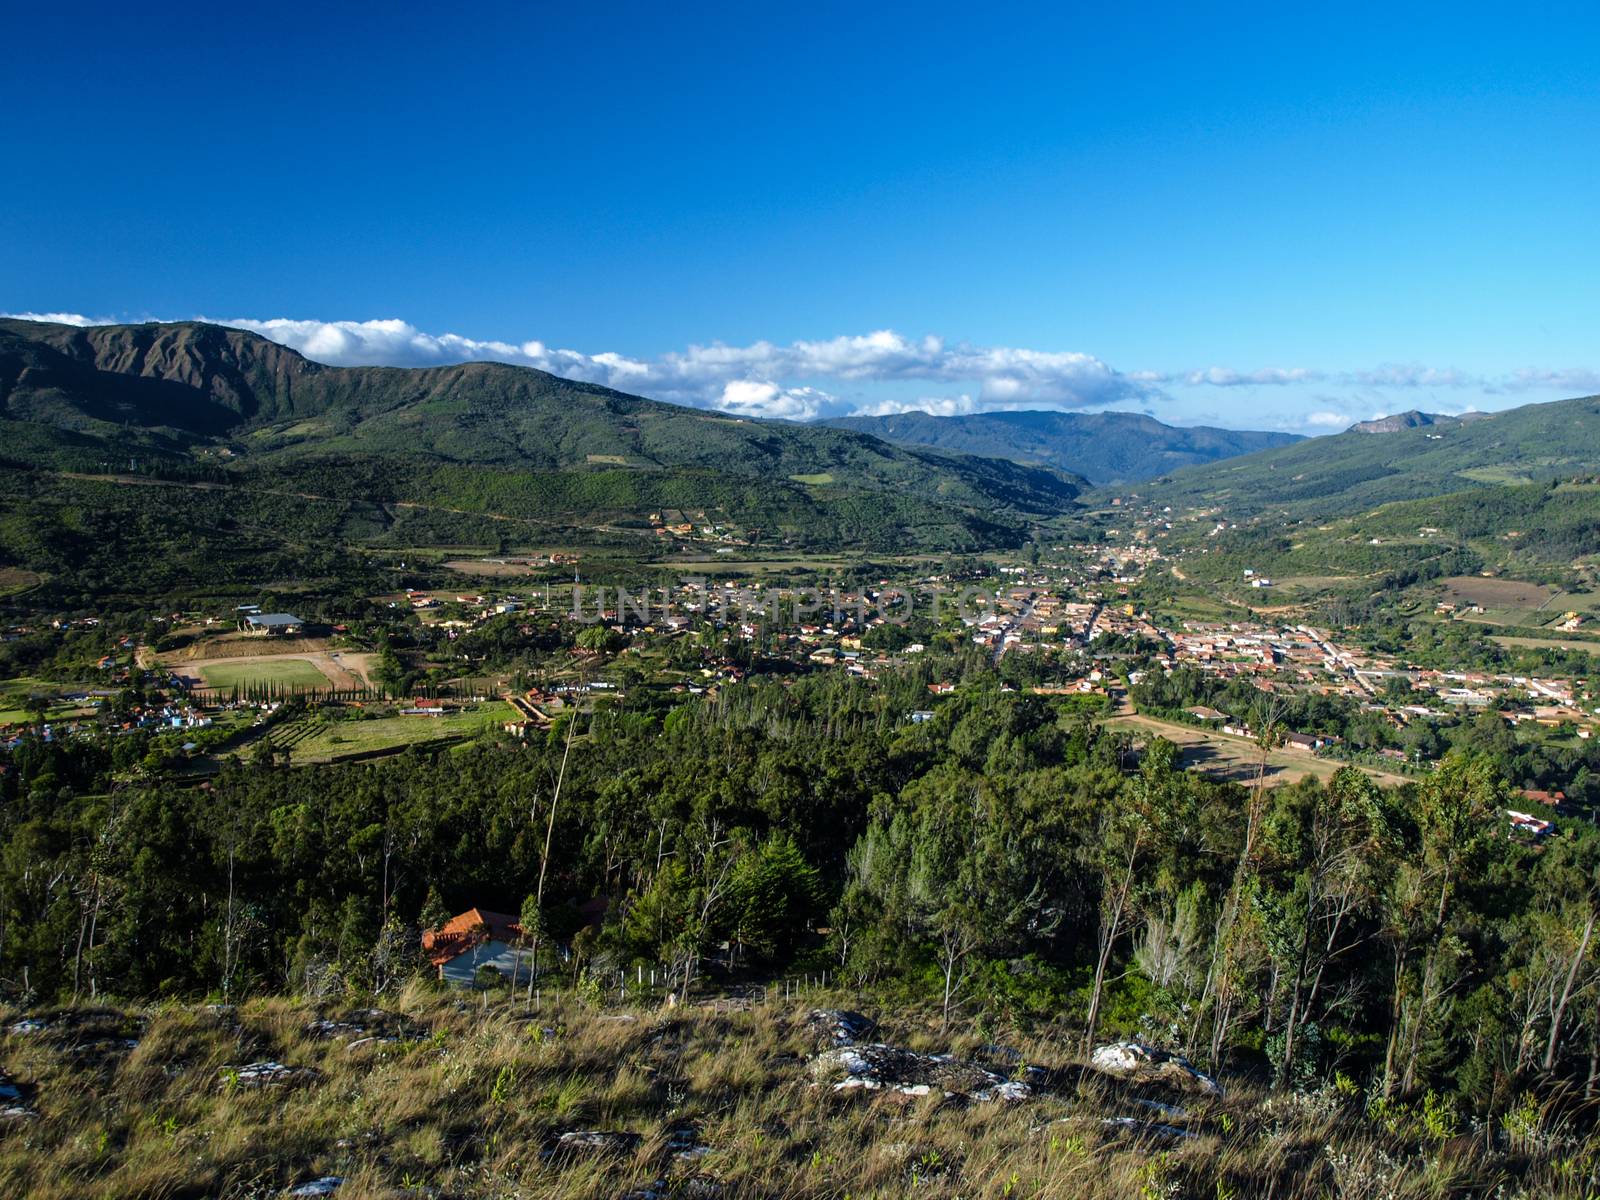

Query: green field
left=1492, top=634, right=1600, bottom=653
left=0, top=676, right=103, bottom=726
left=283, top=701, right=515, bottom=761
left=198, top=658, right=332, bottom=690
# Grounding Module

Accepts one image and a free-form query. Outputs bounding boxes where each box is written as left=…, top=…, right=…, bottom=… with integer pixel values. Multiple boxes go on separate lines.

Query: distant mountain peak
left=1348, top=409, right=1490, bottom=433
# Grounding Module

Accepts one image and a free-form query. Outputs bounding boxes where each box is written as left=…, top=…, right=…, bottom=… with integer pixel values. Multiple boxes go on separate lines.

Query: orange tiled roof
left=421, top=908, right=523, bottom=966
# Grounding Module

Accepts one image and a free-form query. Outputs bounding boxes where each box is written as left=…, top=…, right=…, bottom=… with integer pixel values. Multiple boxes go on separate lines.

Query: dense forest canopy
left=3, top=665, right=1595, bottom=1121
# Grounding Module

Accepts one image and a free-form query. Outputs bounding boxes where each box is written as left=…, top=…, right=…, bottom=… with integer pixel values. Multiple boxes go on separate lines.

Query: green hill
left=826, top=409, right=1301, bottom=484
left=0, top=320, right=1090, bottom=599
left=0, top=318, right=1084, bottom=510
left=1126, top=394, right=1600, bottom=519
left=1202, top=479, right=1600, bottom=584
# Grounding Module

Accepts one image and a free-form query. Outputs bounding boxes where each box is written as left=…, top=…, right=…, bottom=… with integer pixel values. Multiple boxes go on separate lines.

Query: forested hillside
left=1130, top=394, right=1600, bottom=518
left=5, top=666, right=1598, bottom=1175
left=0, top=319, right=1086, bottom=581
left=829, top=409, right=1301, bottom=484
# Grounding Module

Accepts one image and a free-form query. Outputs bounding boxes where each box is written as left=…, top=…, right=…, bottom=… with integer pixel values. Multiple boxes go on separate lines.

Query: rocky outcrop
left=1089, top=1042, right=1222, bottom=1097
left=222, top=1061, right=322, bottom=1089
left=1101, top=1115, right=1197, bottom=1143
left=0, top=1071, right=36, bottom=1121
left=306, top=1009, right=422, bottom=1049
left=811, top=1044, right=1032, bottom=1102
left=805, top=1009, right=877, bottom=1047
left=286, top=1178, right=343, bottom=1197
left=552, top=1129, right=643, bottom=1156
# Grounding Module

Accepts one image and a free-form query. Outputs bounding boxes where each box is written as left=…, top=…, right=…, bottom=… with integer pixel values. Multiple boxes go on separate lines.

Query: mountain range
left=0, top=319, right=1096, bottom=592
left=11, top=316, right=1600, bottom=605
left=825, top=409, right=1302, bottom=484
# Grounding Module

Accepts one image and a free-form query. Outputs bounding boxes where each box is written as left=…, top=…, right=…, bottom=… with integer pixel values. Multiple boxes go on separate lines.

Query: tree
left=526, top=710, right=578, bottom=1001
left=1382, top=755, right=1505, bottom=1095
left=1085, top=737, right=1179, bottom=1052
left=419, top=886, right=450, bottom=935
left=1192, top=723, right=1281, bottom=1066
left=24, top=694, right=51, bottom=731
left=369, top=915, right=412, bottom=996
left=1527, top=828, right=1600, bottom=1075
left=1260, top=768, right=1393, bottom=1090
left=726, top=832, right=821, bottom=963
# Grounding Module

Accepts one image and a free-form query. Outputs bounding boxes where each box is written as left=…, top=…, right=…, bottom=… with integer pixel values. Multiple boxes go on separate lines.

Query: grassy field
left=0, top=566, right=42, bottom=597
left=284, top=701, right=515, bottom=761
left=1492, top=634, right=1600, bottom=654
left=1439, top=575, right=1559, bottom=611
left=0, top=988, right=1581, bottom=1200
left=658, top=555, right=856, bottom=573
left=0, top=677, right=106, bottom=726
left=199, top=658, right=333, bottom=691
left=1455, top=465, right=1538, bottom=485
left=1258, top=573, right=1361, bottom=594
left=1108, top=711, right=1410, bottom=788
left=159, top=639, right=379, bottom=692
left=442, top=558, right=547, bottom=576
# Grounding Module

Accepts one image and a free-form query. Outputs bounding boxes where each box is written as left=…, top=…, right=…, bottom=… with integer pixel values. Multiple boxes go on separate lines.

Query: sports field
left=199, top=658, right=332, bottom=690
left=159, top=634, right=379, bottom=692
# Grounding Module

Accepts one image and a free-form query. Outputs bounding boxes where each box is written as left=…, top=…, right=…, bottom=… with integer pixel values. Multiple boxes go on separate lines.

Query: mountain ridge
left=825, top=408, right=1302, bottom=484
left=0, top=319, right=1089, bottom=566
left=1346, top=409, right=1489, bottom=434
left=1127, top=392, right=1600, bottom=520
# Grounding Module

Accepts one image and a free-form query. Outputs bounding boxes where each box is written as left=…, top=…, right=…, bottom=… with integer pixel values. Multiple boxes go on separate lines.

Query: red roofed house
left=1522, top=789, right=1566, bottom=807
left=422, top=908, right=527, bottom=986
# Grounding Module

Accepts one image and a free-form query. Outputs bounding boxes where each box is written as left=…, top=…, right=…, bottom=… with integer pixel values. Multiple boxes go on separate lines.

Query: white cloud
left=4, top=310, right=116, bottom=327
left=710, top=380, right=833, bottom=421
left=207, top=318, right=1162, bottom=415
left=1171, top=366, right=1322, bottom=387
left=1147, top=364, right=1479, bottom=390
left=1505, top=367, right=1600, bottom=393
left=1349, top=364, right=1472, bottom=388
left=851, top=394, right=983, bottom=417
left=9, top=311, right=1600, bottom=426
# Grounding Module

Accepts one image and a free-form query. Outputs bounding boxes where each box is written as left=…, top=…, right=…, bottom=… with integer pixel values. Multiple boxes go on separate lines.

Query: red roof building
left=422, top=908, right=524, bottom=970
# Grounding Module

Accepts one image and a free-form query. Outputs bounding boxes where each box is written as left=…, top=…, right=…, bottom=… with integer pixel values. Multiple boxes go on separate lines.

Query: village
left=4, top=531, right=1596, bottom=842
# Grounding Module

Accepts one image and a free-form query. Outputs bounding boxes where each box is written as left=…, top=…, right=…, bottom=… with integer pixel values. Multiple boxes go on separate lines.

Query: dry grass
left=0, top=985, right=1590, bottom=1199
left=1438, top=575, right=1558, bottom=611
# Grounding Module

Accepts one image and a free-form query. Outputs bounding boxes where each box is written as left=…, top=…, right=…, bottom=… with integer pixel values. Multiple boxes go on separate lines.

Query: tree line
left=2, top=672, right=1598, bottom=1123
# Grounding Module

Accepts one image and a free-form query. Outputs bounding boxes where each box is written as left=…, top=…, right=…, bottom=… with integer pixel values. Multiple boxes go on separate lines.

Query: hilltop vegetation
left=6, top=664, right=1600, bottom=1195
left=828, top=409, right=1301, bottom=485
left=5, top=990, right=1592, bottom=1200
left=1141, top=477, right=1600, bottom=624
left=1129, top=393, right=1600, bottom=519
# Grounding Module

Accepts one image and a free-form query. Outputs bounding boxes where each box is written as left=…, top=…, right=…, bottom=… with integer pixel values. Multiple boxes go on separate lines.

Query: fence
left=492, top=963, right=839, bottom=1010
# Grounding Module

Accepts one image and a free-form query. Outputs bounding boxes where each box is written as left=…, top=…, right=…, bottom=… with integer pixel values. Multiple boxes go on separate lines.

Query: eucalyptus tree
left=1084, top=737, right=1184, bottom=1053
left=1382, top=755, right=1507, bottom=1096
left=1259, top=768, right=1395, bottom=1089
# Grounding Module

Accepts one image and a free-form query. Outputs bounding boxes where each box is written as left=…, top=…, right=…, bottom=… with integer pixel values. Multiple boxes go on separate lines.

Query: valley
left=7, top=322, right=1600, bottom=1198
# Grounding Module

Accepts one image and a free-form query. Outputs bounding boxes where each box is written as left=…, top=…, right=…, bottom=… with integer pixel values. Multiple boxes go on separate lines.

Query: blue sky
left=4, top=1, right=1599, bottom=430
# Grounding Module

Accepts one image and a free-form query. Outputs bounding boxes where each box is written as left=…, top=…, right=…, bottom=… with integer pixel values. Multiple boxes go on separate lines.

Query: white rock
left=287, top=1178, right=343, bottom=1197
left=1090, top=1041, right=1222, bottom=1097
